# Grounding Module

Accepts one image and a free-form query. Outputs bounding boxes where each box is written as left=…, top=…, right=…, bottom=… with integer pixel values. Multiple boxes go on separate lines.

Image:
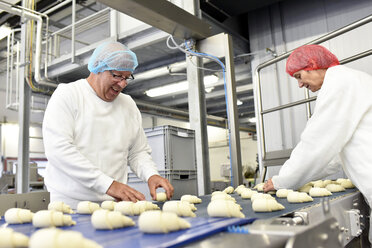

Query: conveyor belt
left=0, top=188, right=358, bottom=248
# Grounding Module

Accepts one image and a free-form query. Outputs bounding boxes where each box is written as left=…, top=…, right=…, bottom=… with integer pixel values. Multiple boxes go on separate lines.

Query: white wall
left=248, top=0, right=372, bottom=177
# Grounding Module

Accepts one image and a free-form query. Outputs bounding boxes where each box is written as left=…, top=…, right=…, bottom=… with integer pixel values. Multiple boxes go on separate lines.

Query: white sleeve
left=272, top=69, right=369, bottom=190
left=43, top=85, right=113, bottom=194
left=127, top=106, right=159, bottom=182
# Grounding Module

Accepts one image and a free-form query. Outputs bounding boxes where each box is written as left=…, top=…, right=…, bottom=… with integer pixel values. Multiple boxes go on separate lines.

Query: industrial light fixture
left=237, top=100, right=243, bottom=105
left=248, top=117, right=257, bottom=123
left=146, top=75, right=219, bottom=97
left=0, top=24, right=11, bottom=41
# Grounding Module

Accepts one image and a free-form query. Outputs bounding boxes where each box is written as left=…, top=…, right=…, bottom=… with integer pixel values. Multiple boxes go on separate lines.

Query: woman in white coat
left=263, top=44, right=372, bottom=242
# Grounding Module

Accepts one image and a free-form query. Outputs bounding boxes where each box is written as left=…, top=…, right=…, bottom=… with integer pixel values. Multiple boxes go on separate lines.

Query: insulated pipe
left=43, top=0, right=72, bottom=15
left=71, top=0, right=76, bottom=63
left=0, top=2, right=57, bottom=88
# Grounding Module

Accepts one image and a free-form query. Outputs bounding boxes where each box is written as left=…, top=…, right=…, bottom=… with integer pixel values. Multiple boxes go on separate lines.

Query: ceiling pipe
left=0, top=1, right=57, bottom=88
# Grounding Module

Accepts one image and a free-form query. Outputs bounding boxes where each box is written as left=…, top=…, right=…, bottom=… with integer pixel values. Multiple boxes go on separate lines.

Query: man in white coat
left=263, top=44, right=372, bottom=242
left=43, top=41, right=174, bottom=208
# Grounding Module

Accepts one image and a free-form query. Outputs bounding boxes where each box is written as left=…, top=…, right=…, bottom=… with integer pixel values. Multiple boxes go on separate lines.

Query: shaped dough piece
left=251, top=193, right=274, bottom=202
left=287, top=192, right=313, bottom=203
left=114, top=201, right=159, bottom=216
left=138, top=210, right=191, bottom=233
left=311, top=180, right=325, bottom=188
left=223, top=186, right=234, bottom=194
left=309, top=187, right=332, bottom=197
left=156, top=192, right=167, bottom=202
left=114, top=201, right=137, bottom=216
left=211, top=192, right=236, bottom=202
left=163, top=201, right=196, bottom=217
left=326, top=184, right=345, bottom=192
left=32, top=210, right=76, bottom=227
left=253, top=183, right=264, bottom=192
left=336, top=178, right=347, bottom=184
left=4, top=208, right=34, bottom=224
left=276, top=189, right=293, bottom=198
left=29, top=228, right=102, bottom=248
left=48, top=201, right=74, bottom=214
left=180, top=195, right=202, bottom=204
left=323, top=179, right=333, bottom=186
left=207, top=200, right=245, bottom=218
left=100, top=201, right=117, bottom=211
left=77, top=201, right=100, bottom=214
left=91, top=209, right=134, bottom=229
left=298, top=183, right=312, bottom=193
left=234, top=185, right=246, bottom=195
left=0, top=227, right=29, bottom=248
left=252, top=198, right=285, bottom=212
left=180, top=201, right=197, bottom=211
left=340, top=179, right=355, bottom=189
left=135, top=201, right=160, bottom=213
left=241, top=189, right=257, bottom=199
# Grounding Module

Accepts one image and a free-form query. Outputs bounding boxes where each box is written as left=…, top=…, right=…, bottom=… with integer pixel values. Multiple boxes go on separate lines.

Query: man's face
left=96, top=70, right=132, bottom=102
left=292, top=69, right=325, bottom=92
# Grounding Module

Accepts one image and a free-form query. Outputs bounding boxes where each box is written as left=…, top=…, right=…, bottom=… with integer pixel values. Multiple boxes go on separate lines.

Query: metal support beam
left=17, top=1, right=30, bottom=194
left=223, top=34, right=243, bottom=187
left=186, top=0, right=210, bottom=195
left=198, top=33, right=243, bottom=187
left=97, top=0, right=211, bottom=40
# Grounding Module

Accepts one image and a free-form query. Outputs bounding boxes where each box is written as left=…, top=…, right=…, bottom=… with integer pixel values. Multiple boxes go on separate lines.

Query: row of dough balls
left=0, top=227, right=103, bottom=248
left=298, top=179, right=353, bottom=193
left=3, top=208, right=75, bottom=227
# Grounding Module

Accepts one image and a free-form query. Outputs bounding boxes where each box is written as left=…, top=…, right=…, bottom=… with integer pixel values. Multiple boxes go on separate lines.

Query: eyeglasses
left=109, top=70, right=135, bottom=82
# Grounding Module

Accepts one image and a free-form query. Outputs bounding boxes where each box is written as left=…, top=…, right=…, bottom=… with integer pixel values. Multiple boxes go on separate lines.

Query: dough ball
left=211, top=192, right=236, bottom=202
left=207, top=199, right=245, bottom=218
left=100, top=201, right=116, bottom=211
left=138, top=210, right=190, bottom=233
left=180, top=195, right=202, bottom=204
left=223, top=186, right=234, bottom=194
left=4, top=208, right=34, bottom=224
left=287, top=191, right=313, bottom=203
left=276, top=189, right=293, bottom=198
left=163, top=201, right=196, bottom=217
left=311, top=180, right=325, bottom=188
left=77, top=201, right=100, bottom=214
left=309, top=187, right=332, bottom=197
left=241, top=189, right=257, bottom=199
left=91, top=209, right=134, bottom=229
left=0, top=227, right=29, bottom=248
left=32, top=210, right=76, bottom=227
left=326, top=184, right=345, bottom=192
left=252, top=198, right=285, bottom=212
left=298, top=183, right=312, bottom=193
left=253, top=183, right=264, bottom=192
left=29, top=228, right=102, bottom=248
left=156, top=192, right=167, bottom=202
left=251, top=193, right=274, bottom=202
left=48, top=201, right=74, bottom=214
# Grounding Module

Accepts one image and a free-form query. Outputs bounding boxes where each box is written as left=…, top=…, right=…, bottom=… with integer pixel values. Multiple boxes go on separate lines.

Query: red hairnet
left=286, top=45, right=339, bottom=76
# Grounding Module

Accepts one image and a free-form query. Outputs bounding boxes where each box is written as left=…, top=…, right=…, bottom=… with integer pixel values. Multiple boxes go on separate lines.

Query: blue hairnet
left=88, top=41, right=138, bottom=74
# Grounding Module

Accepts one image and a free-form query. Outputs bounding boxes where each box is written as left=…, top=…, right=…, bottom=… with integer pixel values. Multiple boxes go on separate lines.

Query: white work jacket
left=42, top=79, right=159, bottom=208
left=272, top=65, right=372, bottom=208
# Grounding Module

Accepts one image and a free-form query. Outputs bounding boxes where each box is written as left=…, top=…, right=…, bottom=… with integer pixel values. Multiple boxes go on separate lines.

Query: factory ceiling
left=0, top=0, right=288, bottom=132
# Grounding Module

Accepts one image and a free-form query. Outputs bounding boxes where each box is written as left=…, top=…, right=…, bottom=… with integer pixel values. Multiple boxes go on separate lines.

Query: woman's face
left=293, top=69, right=326, bottom=92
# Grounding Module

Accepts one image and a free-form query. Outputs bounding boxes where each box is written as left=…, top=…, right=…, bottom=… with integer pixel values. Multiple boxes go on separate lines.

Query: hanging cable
left=166, top=35, right=235, bottom=186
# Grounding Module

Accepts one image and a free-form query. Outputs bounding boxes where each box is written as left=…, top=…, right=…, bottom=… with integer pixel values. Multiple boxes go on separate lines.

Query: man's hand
left=106, top=180, right=145, bottom=202
left=263, top=178, right=275, bottom=192
left=148, top=175, right=174, bottom=200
